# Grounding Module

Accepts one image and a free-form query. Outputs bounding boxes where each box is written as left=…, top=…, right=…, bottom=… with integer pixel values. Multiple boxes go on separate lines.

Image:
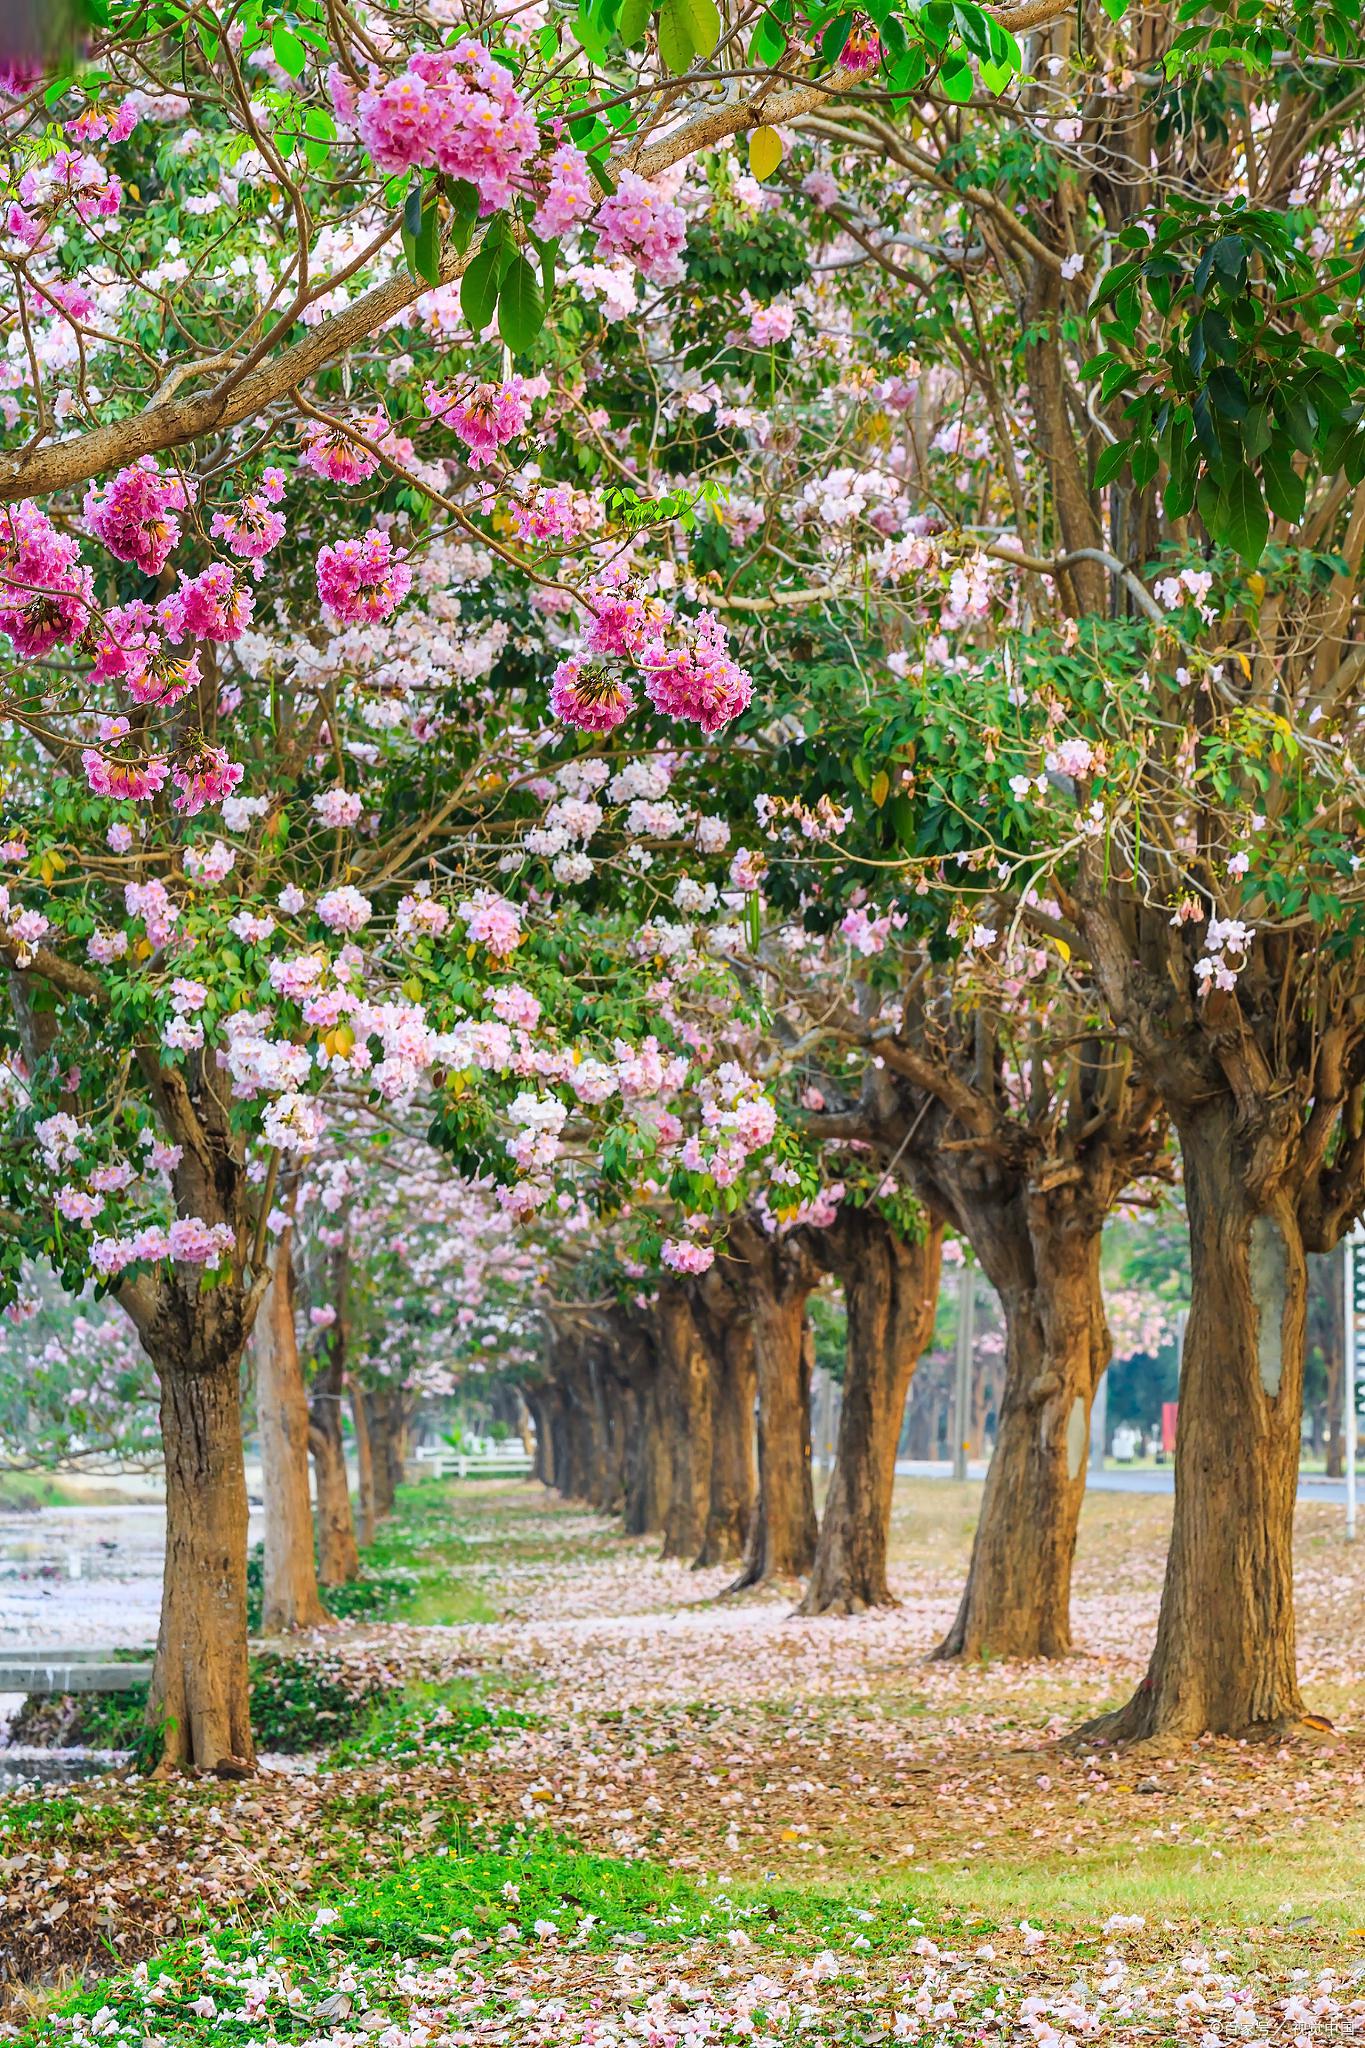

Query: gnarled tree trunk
left=1086, top=1105, right=1307, bottom=1739
left=801, top=1211, right=944, bottom=1616
left=349, top=1375, right=376, bottom=1547
left=691, top=1269, right=756, bottom=1568
left=257, top=1230, right=329, bottom=1633
left=367, top=1387, right=405, bottom=1521
left=129, top=1263, right=258, bottom=1773
left=656, top=1283, right=713, bottom=1560
left=310, top=1356, right=360, bottom=1586
left=728, top=1223, right=819, bottom=1588
left=934, top=1194, right=1108, bottom=1661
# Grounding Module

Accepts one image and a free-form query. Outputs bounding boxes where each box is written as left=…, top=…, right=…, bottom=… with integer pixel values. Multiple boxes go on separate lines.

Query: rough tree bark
left=800, top=1209, right=944, bottom=1616
left=655, top=1283, right=713, bottom=1561
left=349, top=1375, right=377, bottom=1547
left=690, top=1267, right=757, bottom=1568
left=120, top=1257, right=259, bottom=1773
left=308, top=1247, right=359, bottom=1586
left=727, top=1224, right=820, bottom=1588
left=367, top=1388, right=406, bottom=1521
left=256, top=1228, right=329, bottom=1633
left=933, top=1186, right=1109, bottom=1660
left=309, top=1350, right=360, bottom=1588
left=1085, top=1103, right=1308, bottom=1739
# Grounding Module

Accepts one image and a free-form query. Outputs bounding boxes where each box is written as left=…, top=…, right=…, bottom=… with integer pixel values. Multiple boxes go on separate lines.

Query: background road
left=891, top=1457, right=1353, bottom=1501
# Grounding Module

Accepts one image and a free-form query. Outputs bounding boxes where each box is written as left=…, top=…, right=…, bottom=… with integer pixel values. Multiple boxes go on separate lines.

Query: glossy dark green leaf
left=497, top=255, right=544, bottom=352
left=461, top=239, right=502, bottom=334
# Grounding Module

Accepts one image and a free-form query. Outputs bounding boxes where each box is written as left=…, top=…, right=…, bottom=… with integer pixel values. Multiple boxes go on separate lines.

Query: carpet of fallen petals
left=5, top=1479, right=1365, bottom=2031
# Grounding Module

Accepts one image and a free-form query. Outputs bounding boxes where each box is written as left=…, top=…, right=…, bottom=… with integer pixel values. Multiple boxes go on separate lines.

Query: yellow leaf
left=870, top=769, right=890, bottom=807
left=134, top=937, right=153, bottom=961
left=1237, top=651, right=1253, bottom=680
left=748, top=125, right=783, bottom=181
left=1051, top=936, right=1071, bottom=963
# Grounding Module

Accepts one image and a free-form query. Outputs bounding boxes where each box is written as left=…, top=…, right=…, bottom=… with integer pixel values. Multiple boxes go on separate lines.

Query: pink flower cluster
left=65, top=97, right=139, bottom=144
left=549, top=658, right=636, bottom=734
left=18, top=149, right=122, bottom=224
left=209, top=468, right=287, bottom=564
left=85, top=460, right=192, bottom=576
left=594, top=171, right=687, bottom=285
left=83, top=745, right=170, bottom=802
left=531, top=142, right=594, bottom=241
left=91, top=1217, right=236, bottom=1276
left=425, top=377, right=533, bottom=467
left=641, top=611, right=753, bottom=734
left=661, top=1238, right=714, bottom=1274
left=458, top=888, right=523, bottom=957
left=171, top=744, right=244, bottom=817
left=357, top=41, right=536, bottom=213
left=0, top=502, right=92, bottom=657
left=92, top=601, right=200, bottom=708
left=316, top=529, right=413, bottom=625
left=552, top=593, right=752, bottom=738
left=160, top=562, right=255, bottom=644
left=509, top=482, right=600, bottom=547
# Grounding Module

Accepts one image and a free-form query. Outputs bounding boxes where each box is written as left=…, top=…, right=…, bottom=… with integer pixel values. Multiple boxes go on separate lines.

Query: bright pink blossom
left=82, top=748, right=171, bottom=801
left=425, top=378, right=532, bottom=467
left=549, top=657, right=635, bottom=734
left=642, top=611, right=753, bottom=734
left=0, top=501, right=92, bottom=656
left=84, top=459, right=191, bottom=576
left=172, top=745, right=244, bottom=817
left=594, top=171, right=687, bottom=285
left=531, top=142, right=594, bottom=240
left=160, top=562, right=255, bottom=644
left=357, top=42, right=537, bottom=212
left=316, top=529, right=413, bottom=625
left=300, top=417, right=384, bottom=486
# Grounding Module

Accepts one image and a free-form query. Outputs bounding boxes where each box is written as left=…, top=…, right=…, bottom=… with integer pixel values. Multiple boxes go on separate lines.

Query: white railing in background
left=412, top=1437, right=533, bottom=1480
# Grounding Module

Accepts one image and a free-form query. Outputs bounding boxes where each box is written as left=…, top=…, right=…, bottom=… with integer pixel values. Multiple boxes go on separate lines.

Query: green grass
left=901, top=1826, right=1365, bottom=1931
left=0, top=1470, right=79, bottom=1510
left=326, top=1677, right=532, bottom=1766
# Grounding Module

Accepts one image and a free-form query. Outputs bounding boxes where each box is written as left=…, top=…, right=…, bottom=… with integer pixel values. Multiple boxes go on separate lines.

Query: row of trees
left=1, top=0, right=1363, bottom=1767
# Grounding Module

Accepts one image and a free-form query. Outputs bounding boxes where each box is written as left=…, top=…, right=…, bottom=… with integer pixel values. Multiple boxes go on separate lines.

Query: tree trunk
left=1323, top=1246, right=1345, bottom=1479
left=691, top=1275, right=756, bottom=1568
left=801, top=1214, right=943, bottom=1616
left=656, top=1284, right=713, bottom=1560
left=349, top=1375, right=376, bottom=1547
left=1084, top=1107, right=1308, bottom=1740
left=729, top=1243, right=818, bottom=1589
left=152, top=1344, right=255, bottom=1771
left=257, top=1232, right=329, bottom=1633
left=934, top=1201, right=1108, bottom=1661
left=623, top=1365, right=670, bottom=1535
left=527, top=1388, right=553, bottom=1484
left=310, top=1356, right=360, bottom=1587
left=367, top=1389, right=402, bottom=1520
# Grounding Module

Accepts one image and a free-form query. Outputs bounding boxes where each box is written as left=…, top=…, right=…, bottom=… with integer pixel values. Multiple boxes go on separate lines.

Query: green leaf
left=413, top=200, right=442, bottom=287
left=657, top=0, right=720, bottom=68
left=498, top=255, right=545, bottom=352
left=461, top=238, right=502, bottom=334
left=1093, top=440, right=1129, bottom=487
left=938, top=48, right=974, bottom=99
left=1220, top=462, right=1270, bottom=565
left=618, top=0, right=652, bottom=43
left=1099, top=0, right=1128, bottom=17
left=272, top=24, right=307, bottom=74
left=1261, top=444, right=1306, bottom=525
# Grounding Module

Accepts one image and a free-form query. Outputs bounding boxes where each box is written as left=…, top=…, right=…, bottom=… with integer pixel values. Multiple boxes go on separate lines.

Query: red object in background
left=1162, top=1402, right=1179, bottom=1454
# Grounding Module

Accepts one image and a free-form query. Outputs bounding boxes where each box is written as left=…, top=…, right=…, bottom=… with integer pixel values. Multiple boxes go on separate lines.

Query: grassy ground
left=5, top=1475, right=1365, bottom=2041
left=0, top=1471, right=81, bottom=1511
